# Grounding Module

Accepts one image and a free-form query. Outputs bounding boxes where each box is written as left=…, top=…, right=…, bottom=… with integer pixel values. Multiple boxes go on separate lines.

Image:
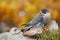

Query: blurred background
left=0, top=0, right=60, bottom=33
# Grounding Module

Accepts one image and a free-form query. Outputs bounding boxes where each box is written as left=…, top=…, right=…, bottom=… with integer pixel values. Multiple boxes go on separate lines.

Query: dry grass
left=36, top=28, right=60, bottom=40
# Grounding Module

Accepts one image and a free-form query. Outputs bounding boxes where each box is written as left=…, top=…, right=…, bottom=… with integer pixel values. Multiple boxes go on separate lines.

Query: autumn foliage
left=0, top=0, right=60, bottom=28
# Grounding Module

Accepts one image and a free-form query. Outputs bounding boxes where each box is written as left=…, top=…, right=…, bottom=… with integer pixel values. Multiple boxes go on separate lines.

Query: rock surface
left=23, top=28, right=42, bottom=38
left=0, top=27, right=36, bottom=40
left=48, top=20, right=58, bottom=31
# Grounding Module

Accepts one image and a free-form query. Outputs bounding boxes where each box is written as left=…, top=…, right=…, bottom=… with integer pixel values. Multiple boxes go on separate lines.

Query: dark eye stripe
left=42, top=11, right=46, bottom=14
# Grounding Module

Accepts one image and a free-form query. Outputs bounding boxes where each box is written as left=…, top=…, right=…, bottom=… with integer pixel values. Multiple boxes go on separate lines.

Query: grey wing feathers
left=28, top=13, right=43, bottom=25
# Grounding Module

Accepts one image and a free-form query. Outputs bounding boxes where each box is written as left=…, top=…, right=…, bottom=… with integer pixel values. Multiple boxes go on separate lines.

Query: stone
left=48, top=20, right=58, bottom=31
left=0, top=27, right=36, bottom=40
left=23, top=28, right=42, bottom=38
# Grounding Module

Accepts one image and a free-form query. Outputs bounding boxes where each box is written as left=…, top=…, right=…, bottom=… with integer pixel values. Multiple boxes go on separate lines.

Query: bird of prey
left=21, top=9, right=51, bottom=32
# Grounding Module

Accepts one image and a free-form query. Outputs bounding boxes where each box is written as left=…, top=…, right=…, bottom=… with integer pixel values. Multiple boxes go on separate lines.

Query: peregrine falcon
left=21, top=9, right=51, bottom=32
